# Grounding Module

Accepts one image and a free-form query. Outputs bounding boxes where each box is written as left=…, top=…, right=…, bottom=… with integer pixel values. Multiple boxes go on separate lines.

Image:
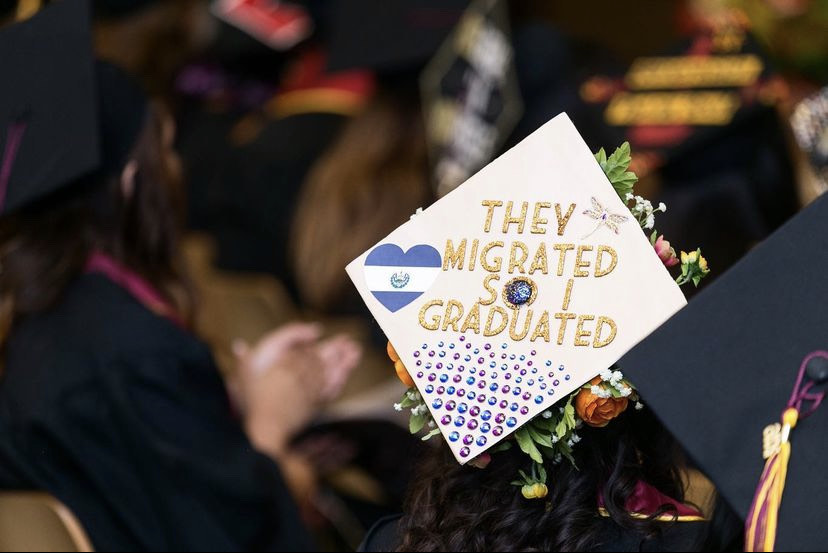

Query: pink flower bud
left=654, top=235, right=679, bottom=267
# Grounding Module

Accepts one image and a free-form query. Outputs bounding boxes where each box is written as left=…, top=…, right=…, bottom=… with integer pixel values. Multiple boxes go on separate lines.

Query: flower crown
left=388, top=143, right=709, bottom=499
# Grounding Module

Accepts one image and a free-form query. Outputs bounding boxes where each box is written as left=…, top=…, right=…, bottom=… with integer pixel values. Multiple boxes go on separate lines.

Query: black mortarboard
left=93, top=0, right=160, bottom=19
left=325, top=0, right=468, bottom=73
left=0, top=0, right=147, bottom=215
left=619, top=193, right=828, bottom=551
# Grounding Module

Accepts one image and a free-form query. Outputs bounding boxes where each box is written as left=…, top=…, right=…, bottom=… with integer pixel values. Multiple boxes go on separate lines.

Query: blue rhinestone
left=467, top=391, right=476, bottom=400
left=516, top=377, right=523, bottom=384
left=565, top=375, right=571, bottom=381
left=481, top=410, right=492, bottom=421
left=454, top=416, right=466, bottom=427
left=489, top=383, right=498, bottom=391
left=447, top=363, right=454, bottom=369
left=464, top=355, right=472, bottom=362
left=449, top=431, right=459, bottom=442
left=466, top=377, right=475, bottom=385
left=438, top=341, right=444, bottom=347
left=432, top=399, right=443, bottom=409
left=506, top=417, right=517, bottom=427
left=540, top=383, right=547, bottom=390
left=480, top=423, right=491, bottom=433
left=512, top=387, right=521, bottom=395
left=510, top=403, right=518, bottom=412
left=440, top=374, right=449, bottom=383
left=548, top=390, right=555, bottom=396
left=439, top=351, right=446, bottom=358
left=535, top=395, right=544, bottom=404
left=502, top=343, right=508, bottom=349
left=422, top=344, right=428, bottom=349
left=449, top=343, right=455, bottom=349
left=505, top=279, right=533, bottom=305
left=447, top=386, right=456, bottom=394
left=489, top=361, right=496, bottom=368
left=477, top=436, right=488, bottom=447
left=559, top=364, right=565, bottom=371
left=488, top=397, right=497, bottom=405
left=510, top=354, right=516, bottom=360
left=501, top=363, right=508, bottom=370
left=546, top=360, right=552, bottom=367
left=528, top=379, right=535, bottom=385
left=458, top=403, right=468, bottom=413
left=425, top=385, right=434, bottom=393
left=474, top=348, right=480, bottom=354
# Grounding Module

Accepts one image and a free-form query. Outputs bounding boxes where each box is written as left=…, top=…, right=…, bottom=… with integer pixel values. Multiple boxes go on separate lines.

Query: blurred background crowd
left=0, top=0, right=826, bottom=550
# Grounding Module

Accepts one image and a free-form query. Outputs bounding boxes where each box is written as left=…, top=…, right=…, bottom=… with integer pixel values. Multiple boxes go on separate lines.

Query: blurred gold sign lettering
left=626, top=54, right=762, bottom=90
left=605, top=91, right=739, bottom=126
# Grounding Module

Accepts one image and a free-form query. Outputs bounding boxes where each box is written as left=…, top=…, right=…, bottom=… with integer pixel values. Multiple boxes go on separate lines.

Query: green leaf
left=563, top=402, right=576, bottom=429
left=515, top=427, right=544, bottom=464
left=491, top=441, right=513, bottom=453
left=554, top=419, right=568, bottom=439
left=421, top=428, right=441, bottom=441
left=537, top=463, right=547, bottom=483
left=692, top=275, right=701, bottom=287
left=650, top=230, right=658, bottom=245
left=595, top=142, right=638, bottom=200
left=530, top=418, right=557, bottom=433
left=527, top=426, right=554, bottom=448
left=409, top=413, right=427, bottom=434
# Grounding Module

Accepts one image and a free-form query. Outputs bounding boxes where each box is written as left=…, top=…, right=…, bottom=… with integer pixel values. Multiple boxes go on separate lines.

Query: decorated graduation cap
left=619, top=193, right=828, bottom=551
left=347, top=113, right=711, bottom=471
left=0, top=0, right=147, bottom=215
left=325, top=0, right=468, bottom=73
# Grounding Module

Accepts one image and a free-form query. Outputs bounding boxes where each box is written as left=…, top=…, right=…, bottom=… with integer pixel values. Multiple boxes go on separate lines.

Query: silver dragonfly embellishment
left=581, top=197, right=629, bottom=239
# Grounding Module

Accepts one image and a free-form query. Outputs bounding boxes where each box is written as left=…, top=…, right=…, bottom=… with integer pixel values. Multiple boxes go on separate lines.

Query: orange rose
left=574, top=377, right=629, bottom=427
left=387, top=341, right=415, bottom=388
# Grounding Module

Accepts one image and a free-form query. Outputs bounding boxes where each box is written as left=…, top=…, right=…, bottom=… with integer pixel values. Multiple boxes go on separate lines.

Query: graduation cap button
left=805, top=355, right=828, bottom=384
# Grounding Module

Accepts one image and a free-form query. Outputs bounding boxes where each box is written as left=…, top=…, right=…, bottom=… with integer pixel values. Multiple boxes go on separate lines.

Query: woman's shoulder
left=359, top=514, right=403, bottom=552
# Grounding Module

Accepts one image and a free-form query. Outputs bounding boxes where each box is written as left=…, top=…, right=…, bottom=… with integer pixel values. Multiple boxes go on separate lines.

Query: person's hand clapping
left=231, top=322, right=361, bottom=459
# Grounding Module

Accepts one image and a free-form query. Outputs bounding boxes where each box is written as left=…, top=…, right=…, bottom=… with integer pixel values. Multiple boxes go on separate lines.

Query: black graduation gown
left=0, top=273, right=312, bottom=552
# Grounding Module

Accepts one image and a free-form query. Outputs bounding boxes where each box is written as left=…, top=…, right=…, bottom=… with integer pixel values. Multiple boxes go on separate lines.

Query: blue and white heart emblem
left=364, top=244, right=442, bottom=312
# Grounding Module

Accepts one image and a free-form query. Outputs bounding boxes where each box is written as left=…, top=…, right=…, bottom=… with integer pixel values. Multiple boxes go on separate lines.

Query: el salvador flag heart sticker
left=364, top=244, right=442, bottom=312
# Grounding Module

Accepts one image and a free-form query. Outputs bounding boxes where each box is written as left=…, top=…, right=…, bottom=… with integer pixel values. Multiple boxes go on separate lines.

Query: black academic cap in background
left=619, top=193, right=828, bottom=551
left=93, top=0, right=161, bottom=19
left=0, top=0, right=99, bottom=214
left=0, top=0, right=147, bottom=215
left=325, top=0, right=467, bottom=73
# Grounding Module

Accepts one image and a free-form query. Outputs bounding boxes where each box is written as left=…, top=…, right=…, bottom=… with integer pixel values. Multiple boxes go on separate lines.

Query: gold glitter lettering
left=442, top=239, right=466, bottom=271
left=481, top=200, right=503, bottom=233
left=554, top=312, right=576, bottom=345
left=509, top=308, right=533, bottom=341
left=502, top=201, right=529, bottom=234
left=553, top=243, right=575, bottom=276
left=442, top=300, right=464, bottom=332
left=461, top=302, right=482, bottom=334
left=555, top=203, right=576, bottom=236
left=484, top=305, right=509, bottom=336
left=594, top=245, right=617, bottom=277
left=561, top=278, right=574, bottom=311
left=530, top=311, right=550, bottom=342
left=574, top=245, right=593, bottom=277
left=593, top=316, right=617, bottom=348
left=480, top=274, right=499, bottom=306
left=468, top=239, right=479, bottom=271
left=574, top=315, right=595, bottom=346
left=480, top=241, right=504, bottom=272
left=508, top=241, right=529, bottom=274
left=528, top=242, right=548, bottom=275
left=530, top=202, right=551, bottom=234
left=419, top=299, right=443, bottom=331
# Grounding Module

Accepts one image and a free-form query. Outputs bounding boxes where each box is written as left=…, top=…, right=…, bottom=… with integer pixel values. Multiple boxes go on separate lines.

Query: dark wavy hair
left=398, top=407, right=716, bottom=552
left=0, top=102, right=191, bottom=348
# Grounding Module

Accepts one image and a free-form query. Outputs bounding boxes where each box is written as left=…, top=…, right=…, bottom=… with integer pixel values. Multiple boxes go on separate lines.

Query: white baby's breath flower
left=590, top=385, right=603, bottom=395
left=571, top=433, right=581, bottom=444
left=551, top=435, right=559, bottom=444
left=599, top=368, right=613, bottom=381
left=427, top=420, right=436, bottom=429
left=644, top=214, right=655, bottom=229
left=635, top=401, right=644, bottom=410
left=625, top=192, right=634, bottom=202
left=619, top=386, right=632, bottom=398
left=566, top=439, right=574, bottom=448
left=394, top=403, right=403, bottom=412
left=610, top=370, right=623, bottom=385
left=542, top=410, right=553, bottom=419
left=658, top=202, right=667, bottom=212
